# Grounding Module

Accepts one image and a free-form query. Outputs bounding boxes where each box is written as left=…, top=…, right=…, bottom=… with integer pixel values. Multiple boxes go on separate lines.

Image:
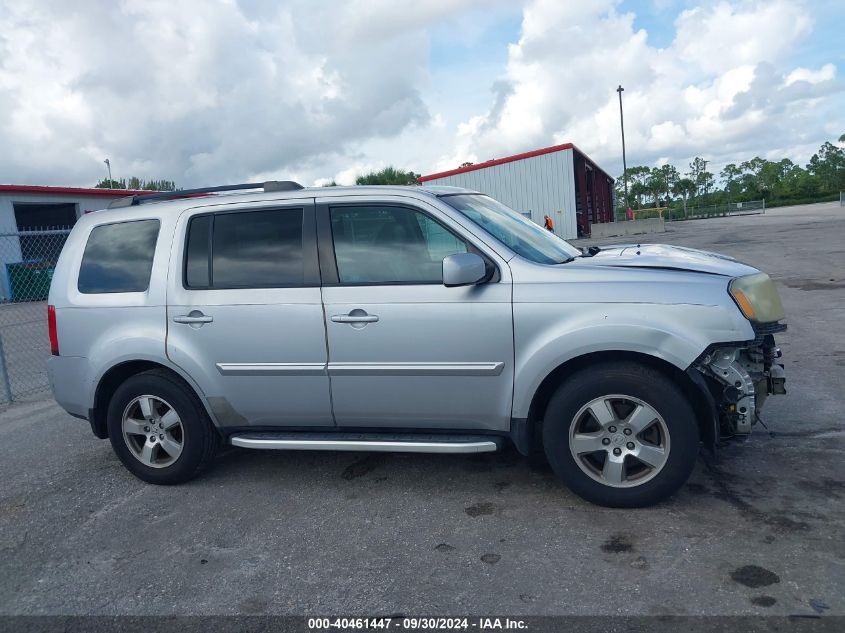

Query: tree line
left=95, top=177, right=177, bottom=191
left=616, top=136, right=845, bottom=215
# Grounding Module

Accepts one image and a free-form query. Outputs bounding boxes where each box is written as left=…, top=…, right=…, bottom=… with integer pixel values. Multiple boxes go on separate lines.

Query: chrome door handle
left=173, top=311, right=213, bottom=324
left=331, top=314, right=379, bottom=323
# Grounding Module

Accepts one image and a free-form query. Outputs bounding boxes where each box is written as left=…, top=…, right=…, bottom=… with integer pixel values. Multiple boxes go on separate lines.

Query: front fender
left=511, top=302, right=753, bottom=418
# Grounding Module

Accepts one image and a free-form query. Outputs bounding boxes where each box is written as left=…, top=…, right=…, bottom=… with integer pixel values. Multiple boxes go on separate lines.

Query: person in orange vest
left=543, top=214, right=554, bottom=232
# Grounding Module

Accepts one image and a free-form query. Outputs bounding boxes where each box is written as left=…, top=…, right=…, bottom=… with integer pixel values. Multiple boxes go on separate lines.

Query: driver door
left=318, top=198, right=514, bottom=431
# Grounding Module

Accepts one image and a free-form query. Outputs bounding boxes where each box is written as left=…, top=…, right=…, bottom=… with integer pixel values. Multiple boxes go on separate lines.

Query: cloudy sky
left=1, top=0, right=843, bottom=188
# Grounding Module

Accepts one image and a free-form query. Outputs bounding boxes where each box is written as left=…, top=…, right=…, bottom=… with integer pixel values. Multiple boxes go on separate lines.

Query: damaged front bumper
left=694, top=327, right=786, bottom=439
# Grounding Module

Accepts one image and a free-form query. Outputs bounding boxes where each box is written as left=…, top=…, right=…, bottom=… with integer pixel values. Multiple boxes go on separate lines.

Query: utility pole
left=103, top=159, right=113, bottom=188
left=616, top=85, right=628, bottom=220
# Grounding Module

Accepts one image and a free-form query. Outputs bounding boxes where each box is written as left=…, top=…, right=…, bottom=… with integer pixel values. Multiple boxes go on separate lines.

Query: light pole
left=103, top=159, right=113, bottom=188
left=702, top=159, right=709, bottom=200
left=616, top=85, right=628, bottom=219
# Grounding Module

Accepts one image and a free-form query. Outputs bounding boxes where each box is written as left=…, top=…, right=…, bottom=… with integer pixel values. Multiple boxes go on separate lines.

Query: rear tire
left=107, top=369, right=219, bottom=484
left=542, top=361, right=699, bottom=508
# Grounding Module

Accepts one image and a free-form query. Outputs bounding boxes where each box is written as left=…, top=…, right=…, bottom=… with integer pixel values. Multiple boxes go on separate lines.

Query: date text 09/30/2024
left=307, top=617, right=528, bottom=630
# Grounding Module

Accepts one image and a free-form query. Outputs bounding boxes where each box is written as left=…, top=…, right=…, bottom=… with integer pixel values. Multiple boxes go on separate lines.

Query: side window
left=78, top=219, right=160, bottom=294
left=330, top=206, right=467, bottom=284
left=184, top=208, right=304, bottom=288
left=415, top=213, right=467, bottom=262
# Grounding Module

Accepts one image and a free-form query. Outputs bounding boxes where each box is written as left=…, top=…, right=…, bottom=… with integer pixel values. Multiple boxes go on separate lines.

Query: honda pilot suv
left=47, top=182, right=787, bottom=507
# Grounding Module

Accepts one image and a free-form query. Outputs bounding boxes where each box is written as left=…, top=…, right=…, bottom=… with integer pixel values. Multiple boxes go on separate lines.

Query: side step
left=229, top=432, right=502, bottom=454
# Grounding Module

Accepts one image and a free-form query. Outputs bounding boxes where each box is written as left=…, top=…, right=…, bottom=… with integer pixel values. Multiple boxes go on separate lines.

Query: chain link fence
left=679, top=199, right=766, bottom=220
left=624, top=200, right=766, bottom=222
left=0, top=228, right=71, bottom=404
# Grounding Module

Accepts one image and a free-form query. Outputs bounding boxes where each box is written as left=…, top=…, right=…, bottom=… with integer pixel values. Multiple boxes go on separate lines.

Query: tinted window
left=185, top=215, right=211, bottom=287
left=330, top=206, right=467, bottom=284
left=184, top=208, right=304, bottom=288
left=78, top=220, right=160, bottom=293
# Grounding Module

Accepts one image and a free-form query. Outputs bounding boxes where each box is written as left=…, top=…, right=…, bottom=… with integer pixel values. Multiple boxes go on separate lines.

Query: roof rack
left=107, top=181, right=304, bottom=208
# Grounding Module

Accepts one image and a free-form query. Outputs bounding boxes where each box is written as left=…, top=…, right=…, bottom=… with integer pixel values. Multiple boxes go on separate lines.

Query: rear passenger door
left=166, top=200, right=333, bottom=428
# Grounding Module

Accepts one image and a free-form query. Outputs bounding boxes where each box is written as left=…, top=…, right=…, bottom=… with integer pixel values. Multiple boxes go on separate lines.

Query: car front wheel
left=542, top=361, right=700, bottom=507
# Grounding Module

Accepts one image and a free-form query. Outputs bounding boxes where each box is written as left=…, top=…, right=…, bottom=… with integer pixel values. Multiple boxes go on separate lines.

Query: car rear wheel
left=107, top=369, right=219, bottom=484
left=542, top=361, right=699, bottom=507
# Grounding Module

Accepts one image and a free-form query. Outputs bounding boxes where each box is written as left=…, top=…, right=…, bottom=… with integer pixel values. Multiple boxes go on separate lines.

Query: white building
left=418, top=143, right=615, bottom=240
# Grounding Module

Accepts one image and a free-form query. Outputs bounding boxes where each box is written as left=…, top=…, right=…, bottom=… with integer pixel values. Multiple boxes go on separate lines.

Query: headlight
left=729, top=273, right=785, bottom=323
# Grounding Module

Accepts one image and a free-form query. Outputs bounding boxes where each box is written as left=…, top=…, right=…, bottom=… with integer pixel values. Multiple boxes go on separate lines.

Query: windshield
left=442, top=194, right=581, bottom=264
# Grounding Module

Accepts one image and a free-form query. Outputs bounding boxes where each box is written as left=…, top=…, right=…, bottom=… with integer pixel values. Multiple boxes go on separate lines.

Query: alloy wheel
left=568, top=394, right=670, bottom=488
left=121, top=395, right=184, bottom=468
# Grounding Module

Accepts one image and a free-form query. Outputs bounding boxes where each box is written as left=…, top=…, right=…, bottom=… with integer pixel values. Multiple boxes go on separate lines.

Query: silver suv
left=47, top=182, right=787, bottom=507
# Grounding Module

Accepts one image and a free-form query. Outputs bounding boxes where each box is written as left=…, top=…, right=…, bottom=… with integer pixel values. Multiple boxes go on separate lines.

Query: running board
left=229, top=432, right=502, bottom=454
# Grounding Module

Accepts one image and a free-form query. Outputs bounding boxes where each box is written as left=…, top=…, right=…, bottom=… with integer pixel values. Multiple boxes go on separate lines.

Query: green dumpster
left=6, top=261, right=55, bottom=301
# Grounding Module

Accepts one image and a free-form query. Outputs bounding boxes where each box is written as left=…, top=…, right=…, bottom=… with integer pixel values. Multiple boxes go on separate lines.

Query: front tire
left=107, top=369, right=220, bottom=484
left=542, top=361, right=699, bottom=507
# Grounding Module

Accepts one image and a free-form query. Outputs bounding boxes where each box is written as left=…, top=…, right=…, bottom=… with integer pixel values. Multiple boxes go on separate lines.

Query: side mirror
left=442, top=253, right=487, bottom=287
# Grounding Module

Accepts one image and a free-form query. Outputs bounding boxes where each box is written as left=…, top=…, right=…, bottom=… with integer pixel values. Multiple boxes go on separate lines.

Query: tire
left=542, top=361, right=699, bottom=508
left=107, top=369, right=220, bottom=485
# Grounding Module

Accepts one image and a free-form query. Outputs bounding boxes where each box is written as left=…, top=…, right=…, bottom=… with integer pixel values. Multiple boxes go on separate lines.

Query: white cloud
left=441, top=0, right=844, bottom=177
left=0, top=0, right=842, bottom=188
left=0, top=0, right=484, bottom=186
left=673, top=1, right=812, bottom=76
left=785, top=63, right=837, bottom=86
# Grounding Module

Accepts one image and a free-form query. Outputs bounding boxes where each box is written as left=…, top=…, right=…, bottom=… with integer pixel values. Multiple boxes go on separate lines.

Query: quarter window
left=330, top=206, right=468, bottom=284
left=184, top=208, right=304, bottom=288
left=78, top=219, right=160, bottom=294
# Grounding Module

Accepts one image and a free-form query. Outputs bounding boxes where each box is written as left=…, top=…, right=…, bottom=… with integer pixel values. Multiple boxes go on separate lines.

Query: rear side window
left=78, top=220, right=160, bottom=294
left=184, top=208, right=304, bottom=288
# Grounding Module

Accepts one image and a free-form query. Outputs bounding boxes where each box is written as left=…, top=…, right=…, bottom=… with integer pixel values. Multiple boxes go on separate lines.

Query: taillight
left=48, top=305, right=59, bottom=356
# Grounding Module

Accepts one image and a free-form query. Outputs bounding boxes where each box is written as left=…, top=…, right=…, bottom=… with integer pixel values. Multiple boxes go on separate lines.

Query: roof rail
left=107, top=181, right=304, bottom=208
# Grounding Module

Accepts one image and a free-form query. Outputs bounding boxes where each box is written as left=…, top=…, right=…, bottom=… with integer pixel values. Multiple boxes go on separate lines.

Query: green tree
left=355, top=166, right=420, bottom=186
left=616, top=138, right=845, bottom=215
left=699, top=170, right=715, bottom=199
left=687, top=157, right=707, bottom=196
left=672, top=178, right=696, bottom=218
left=720, top=163, right=742, bottom=198
left=620, top=166, right=651, bottom=208
left=646, top=167, right=667, bottom=207
left=95, top=177, right=176, bottom=191
left=659, top=164, right=679, bottom=204
left=807, top=142, right=845, bottom=193
left=95, top=178, right=125, bottom=189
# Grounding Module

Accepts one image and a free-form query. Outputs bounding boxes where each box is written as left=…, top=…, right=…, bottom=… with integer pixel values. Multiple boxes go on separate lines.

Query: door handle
left=331, top=314, right=379, bottom=323
left=173, top=311, right=213, bottom=325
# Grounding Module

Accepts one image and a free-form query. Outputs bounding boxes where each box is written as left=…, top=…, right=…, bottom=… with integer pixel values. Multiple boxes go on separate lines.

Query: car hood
left=581, top=243, right=759, bottom=277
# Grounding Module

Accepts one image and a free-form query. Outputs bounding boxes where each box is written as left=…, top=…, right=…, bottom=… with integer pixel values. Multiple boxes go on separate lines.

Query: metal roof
left=418, top=143, right=576, bottom=182
left=418, top=142, right=614, bottom=183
